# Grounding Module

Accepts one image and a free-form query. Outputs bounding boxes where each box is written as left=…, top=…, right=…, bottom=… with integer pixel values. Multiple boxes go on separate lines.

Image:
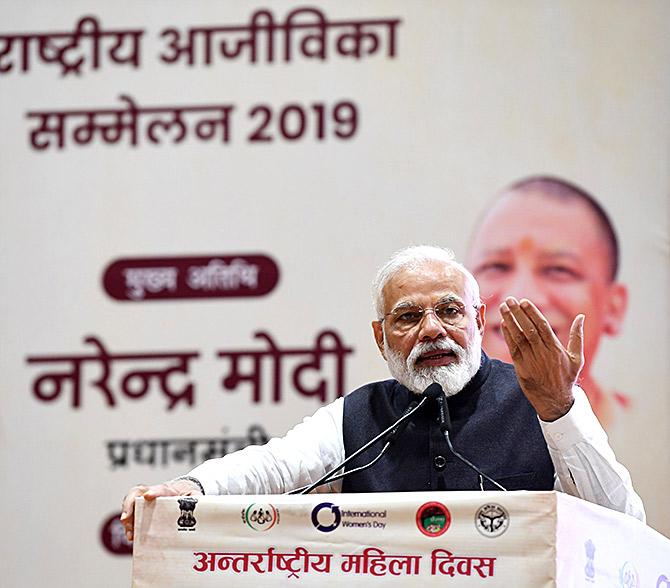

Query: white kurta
left=190, top=386, right=646, bottom=522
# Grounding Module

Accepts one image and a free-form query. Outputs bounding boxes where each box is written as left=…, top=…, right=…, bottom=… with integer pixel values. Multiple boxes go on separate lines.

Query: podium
left=132, top=491, right=670, bottom=586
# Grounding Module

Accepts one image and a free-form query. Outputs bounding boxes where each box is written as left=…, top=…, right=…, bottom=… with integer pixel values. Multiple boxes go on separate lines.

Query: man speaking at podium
left=121, top=246, right=644, bottom=541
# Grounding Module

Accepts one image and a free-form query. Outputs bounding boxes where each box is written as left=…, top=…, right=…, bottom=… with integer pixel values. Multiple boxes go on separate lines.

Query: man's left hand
left=499, top=296, right=584, bottom=422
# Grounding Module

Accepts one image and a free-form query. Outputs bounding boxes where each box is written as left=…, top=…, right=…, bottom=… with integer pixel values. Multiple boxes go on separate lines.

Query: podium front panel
left=132, top=490, right=559, bottom=586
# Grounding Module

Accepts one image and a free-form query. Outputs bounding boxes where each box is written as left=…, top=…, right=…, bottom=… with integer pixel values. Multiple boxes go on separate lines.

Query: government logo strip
left=179, top=500, right=510, bottom=538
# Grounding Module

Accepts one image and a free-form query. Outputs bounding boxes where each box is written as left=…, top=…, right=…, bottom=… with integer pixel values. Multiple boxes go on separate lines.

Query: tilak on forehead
left=518, top=237, right=534, bottom=253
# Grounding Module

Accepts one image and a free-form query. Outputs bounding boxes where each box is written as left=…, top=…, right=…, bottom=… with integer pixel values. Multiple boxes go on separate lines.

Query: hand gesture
left=499, top=296, right=584, bottom=421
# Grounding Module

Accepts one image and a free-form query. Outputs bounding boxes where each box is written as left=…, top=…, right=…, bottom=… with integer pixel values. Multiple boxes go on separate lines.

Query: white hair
left=372, top=245, right=481, bottom=319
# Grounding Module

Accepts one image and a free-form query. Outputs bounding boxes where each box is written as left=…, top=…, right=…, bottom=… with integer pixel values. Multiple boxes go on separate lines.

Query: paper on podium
left=131, top=490, right=669, bottom=586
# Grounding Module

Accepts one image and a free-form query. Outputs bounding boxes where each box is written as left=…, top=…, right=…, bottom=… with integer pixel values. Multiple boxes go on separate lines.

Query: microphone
left=436, top=387, right=452, bottom=433
left=434, top=389, right=507, bottom=491
left=421, top=382, right=444, bottom=401
left=290, top=384, right=438, bottom=495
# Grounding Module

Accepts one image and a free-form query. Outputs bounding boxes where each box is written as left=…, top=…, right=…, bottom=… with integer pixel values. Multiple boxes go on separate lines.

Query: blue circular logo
left=311, top=502, right=341, bottom=533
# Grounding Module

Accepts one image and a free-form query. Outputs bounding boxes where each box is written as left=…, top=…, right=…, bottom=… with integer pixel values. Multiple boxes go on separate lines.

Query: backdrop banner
left=1, top=1, right=668, bottom=586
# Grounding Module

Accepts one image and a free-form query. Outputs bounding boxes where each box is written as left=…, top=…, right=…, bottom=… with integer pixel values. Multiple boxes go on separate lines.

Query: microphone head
left=422, top=382, right=443, bottom=400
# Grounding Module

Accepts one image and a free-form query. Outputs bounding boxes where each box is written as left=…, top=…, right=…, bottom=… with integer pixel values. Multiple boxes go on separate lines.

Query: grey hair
left=372, top=245, right=481, bottom=319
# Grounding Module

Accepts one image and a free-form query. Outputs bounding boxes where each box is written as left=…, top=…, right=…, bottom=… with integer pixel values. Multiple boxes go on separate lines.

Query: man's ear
left=372, top=321, right=387, bottom=359
left=476, top=303, right=486, bottom=335
left=603, top=283, right=627, bottom=336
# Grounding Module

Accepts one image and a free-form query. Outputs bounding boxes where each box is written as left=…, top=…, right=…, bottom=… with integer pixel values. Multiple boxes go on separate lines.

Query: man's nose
left=417, top=310, right=447, bottom=341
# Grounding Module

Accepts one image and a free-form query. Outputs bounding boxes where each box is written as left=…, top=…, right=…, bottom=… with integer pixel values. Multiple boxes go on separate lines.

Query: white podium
left=132, top=491, right=670, bottom=586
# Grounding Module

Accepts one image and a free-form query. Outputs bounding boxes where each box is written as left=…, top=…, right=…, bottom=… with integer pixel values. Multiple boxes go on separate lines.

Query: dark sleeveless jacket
left=341, top=353, right=555, bottom=492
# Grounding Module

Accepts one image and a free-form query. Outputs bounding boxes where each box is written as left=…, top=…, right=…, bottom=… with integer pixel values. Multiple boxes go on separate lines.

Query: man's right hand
left=120, top=478, right=203, bottom=541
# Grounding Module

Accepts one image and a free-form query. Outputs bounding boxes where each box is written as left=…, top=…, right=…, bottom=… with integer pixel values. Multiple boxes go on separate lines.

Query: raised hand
left=499, top=296, right=584, bottom=422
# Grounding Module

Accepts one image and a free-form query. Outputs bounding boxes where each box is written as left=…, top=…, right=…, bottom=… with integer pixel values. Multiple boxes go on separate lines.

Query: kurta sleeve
left=540, top=386, right=645, bottom=522
left=188, top=397, right=345, bottom=495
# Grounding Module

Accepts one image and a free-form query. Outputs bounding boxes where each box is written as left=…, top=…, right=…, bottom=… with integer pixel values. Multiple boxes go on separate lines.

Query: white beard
left=385, top=329, right=482, bottom=397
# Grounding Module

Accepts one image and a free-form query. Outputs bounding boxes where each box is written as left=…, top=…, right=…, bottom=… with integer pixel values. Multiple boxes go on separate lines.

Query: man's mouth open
left=415, top=349, right=458, bottom=367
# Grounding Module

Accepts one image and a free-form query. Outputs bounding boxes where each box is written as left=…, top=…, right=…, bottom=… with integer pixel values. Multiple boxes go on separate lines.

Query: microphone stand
left=287, top=442, right=392, bottom=495
left=441, top=428, right=507, bottom=491
left=435, top=387, right=506, bottom=491
left=290, top=395, right=430, bottom=495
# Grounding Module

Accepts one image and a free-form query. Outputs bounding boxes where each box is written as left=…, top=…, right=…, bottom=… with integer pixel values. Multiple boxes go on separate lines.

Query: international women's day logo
left=311, top=502, right=341, bottom=533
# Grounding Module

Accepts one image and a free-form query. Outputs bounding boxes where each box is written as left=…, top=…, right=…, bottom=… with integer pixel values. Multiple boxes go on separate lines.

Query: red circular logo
left=416, top=501, right=451, bottom=537
left=100, top=512, right=133, bottom=556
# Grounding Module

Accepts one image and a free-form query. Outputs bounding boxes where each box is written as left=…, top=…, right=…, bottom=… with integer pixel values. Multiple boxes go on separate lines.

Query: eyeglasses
left=381, top=300, right=478, bottom=333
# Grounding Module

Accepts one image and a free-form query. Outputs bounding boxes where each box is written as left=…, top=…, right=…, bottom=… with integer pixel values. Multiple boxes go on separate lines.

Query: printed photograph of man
left=467, top=176, right=628, bottom=428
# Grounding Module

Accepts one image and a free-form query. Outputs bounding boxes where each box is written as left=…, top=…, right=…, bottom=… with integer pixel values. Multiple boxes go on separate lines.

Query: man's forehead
left=382, top=261, right=471, bottom=308
left=479, top=190, right=604, bottom=230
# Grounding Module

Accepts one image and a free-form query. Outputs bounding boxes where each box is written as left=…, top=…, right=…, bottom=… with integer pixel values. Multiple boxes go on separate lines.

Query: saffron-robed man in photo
left=467, top=176, right=629, bottom=427
left=121, top=246, right=644, bottom=541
